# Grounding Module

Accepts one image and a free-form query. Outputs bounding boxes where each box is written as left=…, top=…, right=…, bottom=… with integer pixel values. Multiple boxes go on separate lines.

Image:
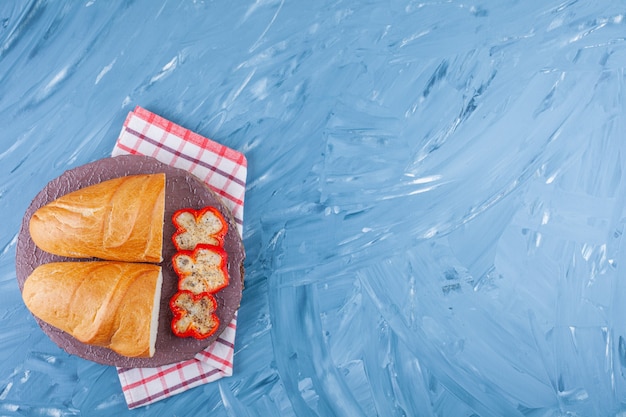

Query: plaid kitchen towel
left=112, top=106, right=247, bottom=409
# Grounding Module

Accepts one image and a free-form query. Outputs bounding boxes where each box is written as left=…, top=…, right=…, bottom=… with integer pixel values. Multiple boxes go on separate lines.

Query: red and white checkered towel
left=111, top=106, right=247, bottom=409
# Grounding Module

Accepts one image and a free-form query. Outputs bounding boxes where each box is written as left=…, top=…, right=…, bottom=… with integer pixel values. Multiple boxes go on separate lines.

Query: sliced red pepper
left=172, top=206, right=228, bottom=251
left=170, top=290, right=220, bottom=340
left=172, top=244, right=230, bottom=294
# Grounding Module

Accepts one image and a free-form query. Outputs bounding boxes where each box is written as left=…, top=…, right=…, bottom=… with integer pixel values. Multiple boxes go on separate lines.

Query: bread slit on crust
left=21, top=262, right=163, bottom=358
left=29, top=173, right=165, bottom=263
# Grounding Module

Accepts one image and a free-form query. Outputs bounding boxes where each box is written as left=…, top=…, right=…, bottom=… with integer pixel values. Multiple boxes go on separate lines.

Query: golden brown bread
left=29, top=173, right=165, bottom=263
left=22, top=261, right=163, bottom=358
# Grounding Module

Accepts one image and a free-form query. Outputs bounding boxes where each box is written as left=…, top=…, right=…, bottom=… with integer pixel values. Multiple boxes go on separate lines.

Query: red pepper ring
left=172, top=206, right=228, bottom=251
left=170, top=290, right=220, bottom=340
left=172, top=244, right=230, bottom=294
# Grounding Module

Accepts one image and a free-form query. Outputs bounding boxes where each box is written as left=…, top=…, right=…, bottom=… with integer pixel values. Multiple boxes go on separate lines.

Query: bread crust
left=22, top=261, right=162, bottom=358
left=28, top=173, right=165, bottom=263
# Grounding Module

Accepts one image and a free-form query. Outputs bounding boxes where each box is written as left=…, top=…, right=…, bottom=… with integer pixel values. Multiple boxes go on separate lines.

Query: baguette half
left=29, top=173, right=165, bottom=263
left=22, top=261, right=163, bottom=358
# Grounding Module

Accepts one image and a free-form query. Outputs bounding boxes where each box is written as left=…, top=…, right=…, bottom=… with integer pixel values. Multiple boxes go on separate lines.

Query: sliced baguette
left=22, top=261, right=163, bottom=358
left=29, top=173, right=165, bottom=263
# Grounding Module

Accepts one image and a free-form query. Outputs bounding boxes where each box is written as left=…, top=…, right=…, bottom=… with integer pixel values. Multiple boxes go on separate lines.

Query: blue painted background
left=1, top=0, right=626, bottom=415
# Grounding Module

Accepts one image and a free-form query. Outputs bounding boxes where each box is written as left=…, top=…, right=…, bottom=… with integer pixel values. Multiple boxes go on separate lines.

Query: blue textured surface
left=1, top=0, right=626, bottom=415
